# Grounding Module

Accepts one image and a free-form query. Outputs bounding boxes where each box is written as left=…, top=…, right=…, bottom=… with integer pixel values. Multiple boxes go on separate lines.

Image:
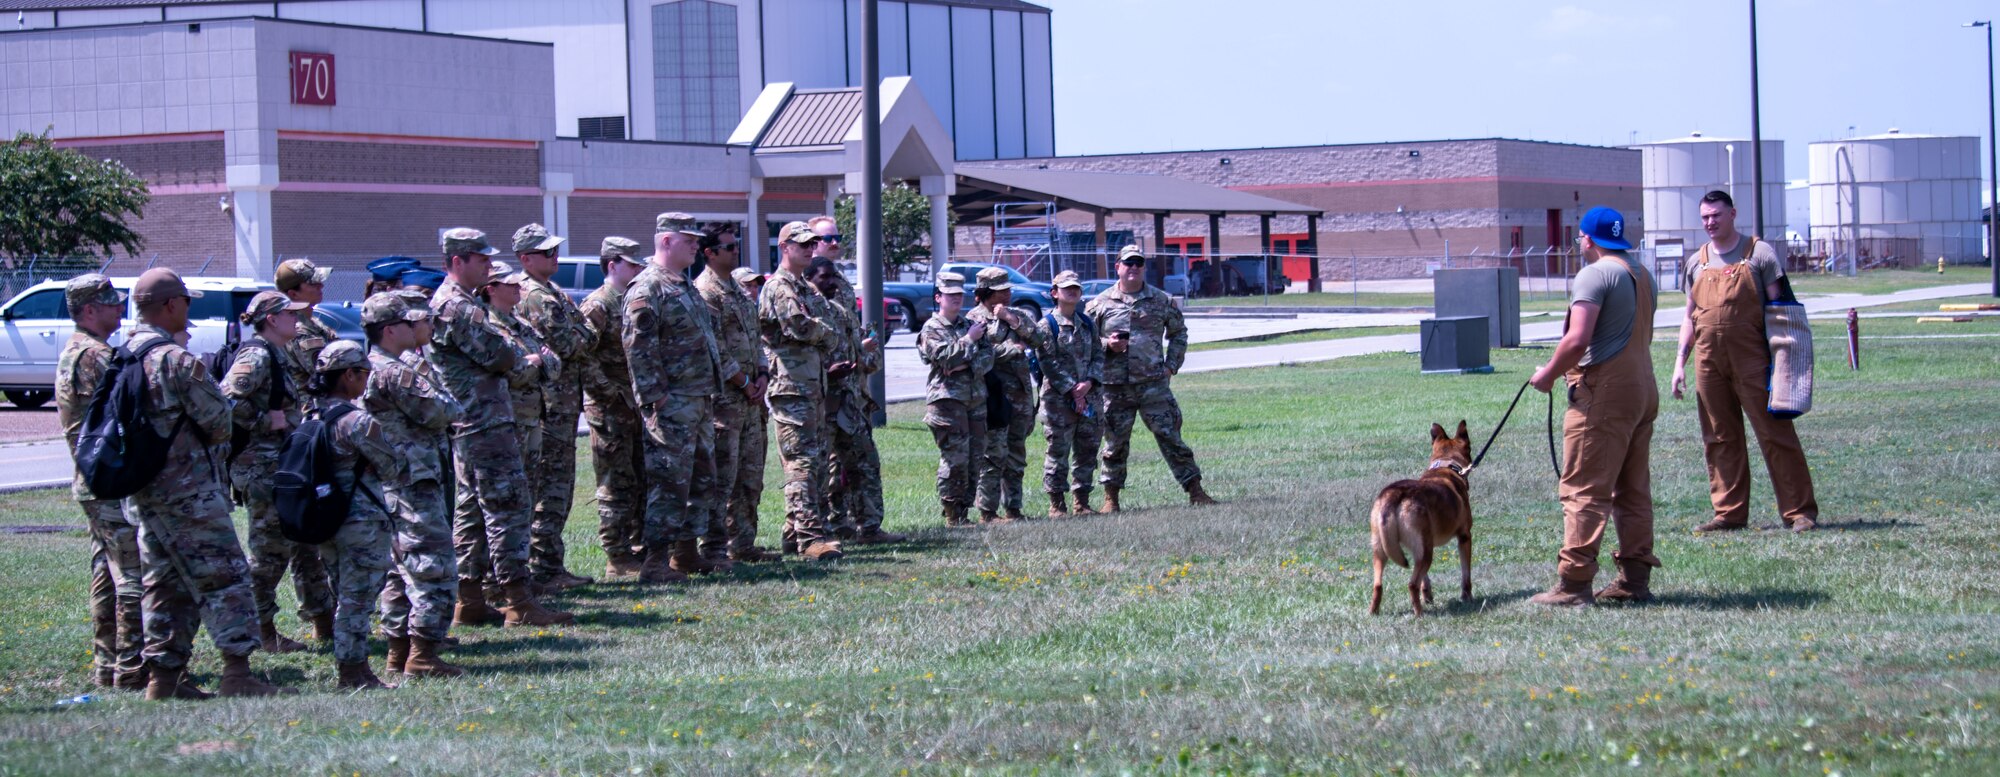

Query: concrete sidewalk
left=3, top=282, right=1987, bottom=494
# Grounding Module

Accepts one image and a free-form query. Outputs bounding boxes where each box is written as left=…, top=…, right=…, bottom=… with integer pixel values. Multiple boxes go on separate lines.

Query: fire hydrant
left=1939, top=256, right=1947, bottom=274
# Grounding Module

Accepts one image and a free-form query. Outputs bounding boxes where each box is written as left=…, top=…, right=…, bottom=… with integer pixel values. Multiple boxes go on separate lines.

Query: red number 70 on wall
left=290, top=52, right=336, bottom=106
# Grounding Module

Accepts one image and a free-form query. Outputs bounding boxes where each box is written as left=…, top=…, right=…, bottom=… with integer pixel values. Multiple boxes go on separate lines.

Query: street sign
left=290, top=52, right=336, bottom=106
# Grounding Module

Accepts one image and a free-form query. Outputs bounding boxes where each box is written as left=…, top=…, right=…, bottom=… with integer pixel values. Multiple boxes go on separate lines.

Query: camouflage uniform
left=289, top=311, right=336, bottom=400
left=625, top=262, right=726, bottom=548
left=820, top=274, right=886, bottom=536
left=966, top=299, right=1042, bottom=515
left=696, top=265, right=770, bottom=557
left=1034, top=304, right=1105, bottom=500
left=759, top=265, right=840, bottom=548
left=1086, top=282, right=1203, bottom=490
left=55, top=287, right=142, bottom=685
left=429, top=279, right=534, bottom=587
left=516, top=269, right=590, bottom=581
left=580, top=273, right=646, bottom=569
left=917, top=290, right=994, bottom=516
left=493, top=304, right=556, bottom=536
left=314, top=387, right=401, bottom=667
left=126, top=323, right=263, bottom=669
left=368, top=344, right=462, bottom=643
left=222, top=329, right=336, bottom=630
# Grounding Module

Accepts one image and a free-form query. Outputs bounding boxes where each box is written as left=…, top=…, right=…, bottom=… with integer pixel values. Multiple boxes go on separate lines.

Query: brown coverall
left=1687, top=248, right=1819, bottom=528
left=1558, top=255, right=1662, bottom=583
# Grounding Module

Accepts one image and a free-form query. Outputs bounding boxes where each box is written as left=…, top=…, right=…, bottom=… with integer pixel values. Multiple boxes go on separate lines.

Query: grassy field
left=2, top=319, right=1997, bottom=775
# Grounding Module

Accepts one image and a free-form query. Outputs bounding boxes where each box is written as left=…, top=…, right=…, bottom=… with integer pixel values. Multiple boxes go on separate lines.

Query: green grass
left=2, top=320, right=1998, bottom=775
left=1854, top=295, right=2000, bottom=314
left=1786, top=264, right=1992, bottom=296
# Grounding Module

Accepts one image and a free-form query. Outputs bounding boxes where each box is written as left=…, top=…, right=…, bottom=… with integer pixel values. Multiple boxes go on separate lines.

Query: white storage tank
left=1633, top=133, right=1787, bottom=254
left=1808, top=130, right=1984, bottom=264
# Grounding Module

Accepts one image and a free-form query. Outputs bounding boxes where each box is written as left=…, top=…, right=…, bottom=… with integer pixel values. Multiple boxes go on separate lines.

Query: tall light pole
left=1750, top=0, right=1766, bottom=241
left=861, top=0, right=887, bottom=420
left=1969, top=20, right=1997, bottom=298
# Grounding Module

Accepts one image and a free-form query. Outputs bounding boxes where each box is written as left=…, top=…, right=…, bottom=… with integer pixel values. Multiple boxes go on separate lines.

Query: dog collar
left=1429, top=459, right=1469, bottom=477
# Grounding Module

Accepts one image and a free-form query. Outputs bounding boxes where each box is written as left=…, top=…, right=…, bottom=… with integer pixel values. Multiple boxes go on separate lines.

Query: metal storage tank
left=1633, top=133, right=1787, bottom=254
left=1808, top=130, right=1984, bottom=266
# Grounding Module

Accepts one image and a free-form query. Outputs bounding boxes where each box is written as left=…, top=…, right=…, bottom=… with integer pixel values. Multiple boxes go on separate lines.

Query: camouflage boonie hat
left=934, top=271, right=967, bottom=294
left=315, top=339, right=370, bottom=373
left=274, top=259, right=332, bottom=292
left=361, top=293, right=426, bottom=327
left=655, top=212, right=703, bottom=236
left=1051, top=270, right=1083, bottom=289
left=975, top=267, right=1012, bottom=292
left=778, top=221, right=816, bottom=245
left=730, top=267, right=763, bottom=286
left=441, top=227, right=500, bottom=257
left=1117, top=245, right=1147, bottom=264
left=512, top=223, right=566, bottom=254
left=241, top=290, right=308, bottom=326
left=64, top=273, right=125, bottom=311
left=131, top=268, right=201, bottom=306
left=601, top=236, right=645, bottom=265
left=485, top=260, right=523, bottom=286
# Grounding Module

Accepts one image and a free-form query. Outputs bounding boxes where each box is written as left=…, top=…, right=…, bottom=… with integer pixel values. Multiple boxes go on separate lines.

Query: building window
left=578, top=116, right=627, bottom=140
left=653, top=1, right=740, bottom=143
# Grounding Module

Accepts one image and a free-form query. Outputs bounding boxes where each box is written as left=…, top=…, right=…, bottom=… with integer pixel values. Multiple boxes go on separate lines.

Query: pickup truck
left=880, top=262, right=1056, bottom=333
left=0, top=276, right=276, bottom=408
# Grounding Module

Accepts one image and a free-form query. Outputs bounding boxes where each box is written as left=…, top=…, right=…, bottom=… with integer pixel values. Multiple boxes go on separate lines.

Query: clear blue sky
left=1041, top=0, right=1997, bottom=189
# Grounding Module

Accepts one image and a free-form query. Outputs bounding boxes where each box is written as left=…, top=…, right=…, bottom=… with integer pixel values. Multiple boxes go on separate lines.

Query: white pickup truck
left=0, top=276, right=276, bottom=408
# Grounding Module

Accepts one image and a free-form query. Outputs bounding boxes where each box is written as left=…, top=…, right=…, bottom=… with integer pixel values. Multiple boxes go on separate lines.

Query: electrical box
left=1434, top=268, right=1520, bottom=348
left=1420, top=316, right=1493, bottom=375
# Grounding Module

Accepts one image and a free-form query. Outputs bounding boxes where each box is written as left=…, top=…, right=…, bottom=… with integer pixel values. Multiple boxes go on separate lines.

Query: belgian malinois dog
left=1368, top=421, right=1473, bottom=617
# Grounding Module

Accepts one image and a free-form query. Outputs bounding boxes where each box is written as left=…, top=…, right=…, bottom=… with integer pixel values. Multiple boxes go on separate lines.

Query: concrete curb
left=0, top=480, right=67, bottom=495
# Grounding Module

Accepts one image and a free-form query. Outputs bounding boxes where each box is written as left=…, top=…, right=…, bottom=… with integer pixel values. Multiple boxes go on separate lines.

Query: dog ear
left=1456, top=420, right=1469, bottom=442
left=1430, top=423, right=1447, bottom=441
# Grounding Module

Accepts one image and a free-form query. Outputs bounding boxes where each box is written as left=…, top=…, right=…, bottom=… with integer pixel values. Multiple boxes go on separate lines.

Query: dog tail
left=1371, top=490, right=1410, bottom=569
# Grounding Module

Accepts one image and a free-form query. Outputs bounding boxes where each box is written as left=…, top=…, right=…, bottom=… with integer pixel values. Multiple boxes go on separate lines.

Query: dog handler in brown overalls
left=1528, top=206, right=1662, bottom=607
left=1671, top=190, right=1818, bottom=534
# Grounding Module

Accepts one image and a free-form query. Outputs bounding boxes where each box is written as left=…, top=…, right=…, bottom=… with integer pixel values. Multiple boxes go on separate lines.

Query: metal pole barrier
left=1350, top=251, right=1359, bottom=306
left=860, top=0, right=886, bottom=425
left=1846, top=308, right=1860, bottom=370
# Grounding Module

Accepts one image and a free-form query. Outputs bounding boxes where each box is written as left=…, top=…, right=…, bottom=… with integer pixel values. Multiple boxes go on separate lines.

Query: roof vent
left=1690, top=131, right=1702, bottom=138
left=1887, top=128, right=1900, bottom=134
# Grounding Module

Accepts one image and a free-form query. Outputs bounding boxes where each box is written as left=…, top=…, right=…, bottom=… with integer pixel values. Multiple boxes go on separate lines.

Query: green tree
left=0, top=131, right=150, bottom=263
left=835, top=182, right=951, bottom=275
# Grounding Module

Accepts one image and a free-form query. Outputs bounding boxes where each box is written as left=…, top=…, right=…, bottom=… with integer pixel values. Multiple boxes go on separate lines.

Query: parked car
left=934, top=262, right=1056, bottom=318
left=1078, top=279, right=1115, bottom=301
left=311, top=301, right=367, bottom=345
left=555, top=257, right=607, bottom=306
left=0, top=276, right=275, bottom=408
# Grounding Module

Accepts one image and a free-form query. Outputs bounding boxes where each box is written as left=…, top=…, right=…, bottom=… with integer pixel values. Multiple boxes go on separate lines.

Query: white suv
left=0, top=276, right=275, bottom=408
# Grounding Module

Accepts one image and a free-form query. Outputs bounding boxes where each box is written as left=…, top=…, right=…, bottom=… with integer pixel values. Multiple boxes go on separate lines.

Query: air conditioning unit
left=1420, top=316, right=1493, bottom=375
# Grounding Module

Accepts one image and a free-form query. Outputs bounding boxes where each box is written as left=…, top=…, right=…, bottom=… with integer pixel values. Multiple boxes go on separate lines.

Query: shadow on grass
left=1429, top=586, right=1538, bottom=615
left=1648, top=588, right=1831, bottom=610
left=443, top=633, right=599, bottom=658
left=1820, top=519, right=1918, bottom=532
left=460, top=658, right=593, bottom=676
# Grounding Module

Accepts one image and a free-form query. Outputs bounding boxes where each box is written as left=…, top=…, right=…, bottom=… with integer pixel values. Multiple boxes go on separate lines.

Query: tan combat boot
left=143, top=665, right=211, bottom=701
left=1528, top=577, right=1597, bottom=608
left=1004, top=507, right=1028, bottom=522
left=1594, top=562, right=1654, bottom=603
left=979, top=510, right=1012, bottom=525
left=944, top=504, right=973, bottom=528
left=259, top=619, right=307, bottom=653
left=729, top=546, right=784, bottom=563
left=336, top=661, right=394, bottom=691
left=1186, top=478, right=1219, bottom=506
left=385, top=636, right=410, bottom=675
left=853, top=526, right=909, bottom=545
left=639, top=545, right=689, bottom=584
left=404, top=637, right=466, bottom=678
left=1101, top=487, right=1121, bottom=513
left=700, top=543, right=736, bottom=573
left=453, top=580, right=505, bottom=627
left=1047, top=492, right=1070, bottom=519
left=500, top=581, right=576, bottom=628
left=1070, top=491, right=1097, bottom=516
left=217, top=653, right=298, bottom=697
left=669, top=539, right=718, bottom=575
left=114, top=665, right=151, bottom=692
left=312, top=612, right=335, bottom=643
left=603, top=555, right=644, bottom=581
left=802, top=540, right=845, bottom=561
left=1693, top=517, right=1747, bottom=534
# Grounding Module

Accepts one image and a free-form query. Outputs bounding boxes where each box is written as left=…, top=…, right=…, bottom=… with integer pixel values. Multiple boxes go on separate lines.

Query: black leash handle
left=1467, top=380, right=1563, bottom=479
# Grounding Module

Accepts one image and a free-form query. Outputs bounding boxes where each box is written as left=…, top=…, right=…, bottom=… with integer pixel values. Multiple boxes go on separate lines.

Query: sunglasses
left=712, top=243, right=739, bottom=253
left=818, top=234, right=843, bottom=245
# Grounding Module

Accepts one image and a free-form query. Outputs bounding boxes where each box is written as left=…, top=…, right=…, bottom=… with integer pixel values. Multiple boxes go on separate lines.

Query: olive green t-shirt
left=1685, top=237, right=1784, bottom=296
left=1570, top=257, right=1656, bottom=367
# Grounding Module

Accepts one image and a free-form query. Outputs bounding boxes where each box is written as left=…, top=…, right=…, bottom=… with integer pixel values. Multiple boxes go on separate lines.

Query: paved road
left=3, top=282, right=1985, bottom=494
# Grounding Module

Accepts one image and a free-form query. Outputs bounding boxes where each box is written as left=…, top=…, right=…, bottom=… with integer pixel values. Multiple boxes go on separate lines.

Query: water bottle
left=55, top=694, right=97, bottom=706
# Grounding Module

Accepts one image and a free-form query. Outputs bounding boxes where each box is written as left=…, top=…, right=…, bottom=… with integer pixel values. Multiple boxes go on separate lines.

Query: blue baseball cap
left=368, top=256, right=421, bottom=283
left=1579, top=206, right=1632, bottom=251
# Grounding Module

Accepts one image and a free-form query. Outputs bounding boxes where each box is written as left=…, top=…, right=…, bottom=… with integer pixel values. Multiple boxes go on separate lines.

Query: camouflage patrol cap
left=64, top=273, right=125, bottom=311
left=975, top=267, right=1013, bottom=292
left=241, top=290, right=308, bottom=326
left=441, top=227, right=501, bottom=257
left=484, top=260, right=523, bottom=287
left=512, top=223, right=566, bottom=254
left=315, top=339, right=370, bottom=374
left=655, top=212, right=704, bottom=236
left=275, top=258, right=332, bottom=292
left=730, top=267, right=763, bottom=286
left=601, top=236, right=645, bottom=265
left=1051, top=270, right=1083, bottom=289
left=934, top=271, right=966, bottom=294
left=131, top=268, right=202, bottom=306
left=392, top=288, right=435, bottom=315
left=778, top=221, right=817, bottom=245
left=361, top=293, right=426, bottom=327
left=1117, top=245, right=1147, bottom=265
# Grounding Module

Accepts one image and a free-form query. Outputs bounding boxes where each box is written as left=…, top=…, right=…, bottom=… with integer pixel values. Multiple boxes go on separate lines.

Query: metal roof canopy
left=950, top=167, right=1324, bottom=224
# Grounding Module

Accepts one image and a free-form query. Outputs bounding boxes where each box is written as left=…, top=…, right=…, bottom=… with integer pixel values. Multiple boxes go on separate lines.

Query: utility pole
left=1750, top=0, right=1766, bottom=241
left=861, top=0, right=887, bottom=421
left=1971, top=21, right=1997, bottom=297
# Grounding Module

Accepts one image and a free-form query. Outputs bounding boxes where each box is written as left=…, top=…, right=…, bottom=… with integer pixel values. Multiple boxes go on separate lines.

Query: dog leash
left=1466, top=381, right=1563, bottom=478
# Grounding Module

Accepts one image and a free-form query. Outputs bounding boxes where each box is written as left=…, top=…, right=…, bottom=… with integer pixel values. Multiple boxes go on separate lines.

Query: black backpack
left=273, top=402, right=383, bottom=544
left=74, top=336, right=187, bottom=500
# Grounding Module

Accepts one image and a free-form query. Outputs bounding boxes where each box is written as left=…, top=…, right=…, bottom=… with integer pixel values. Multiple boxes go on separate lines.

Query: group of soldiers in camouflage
left=55, top=208, right=936, bottom=697
left=918, top=243, right=1216, bottom=525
